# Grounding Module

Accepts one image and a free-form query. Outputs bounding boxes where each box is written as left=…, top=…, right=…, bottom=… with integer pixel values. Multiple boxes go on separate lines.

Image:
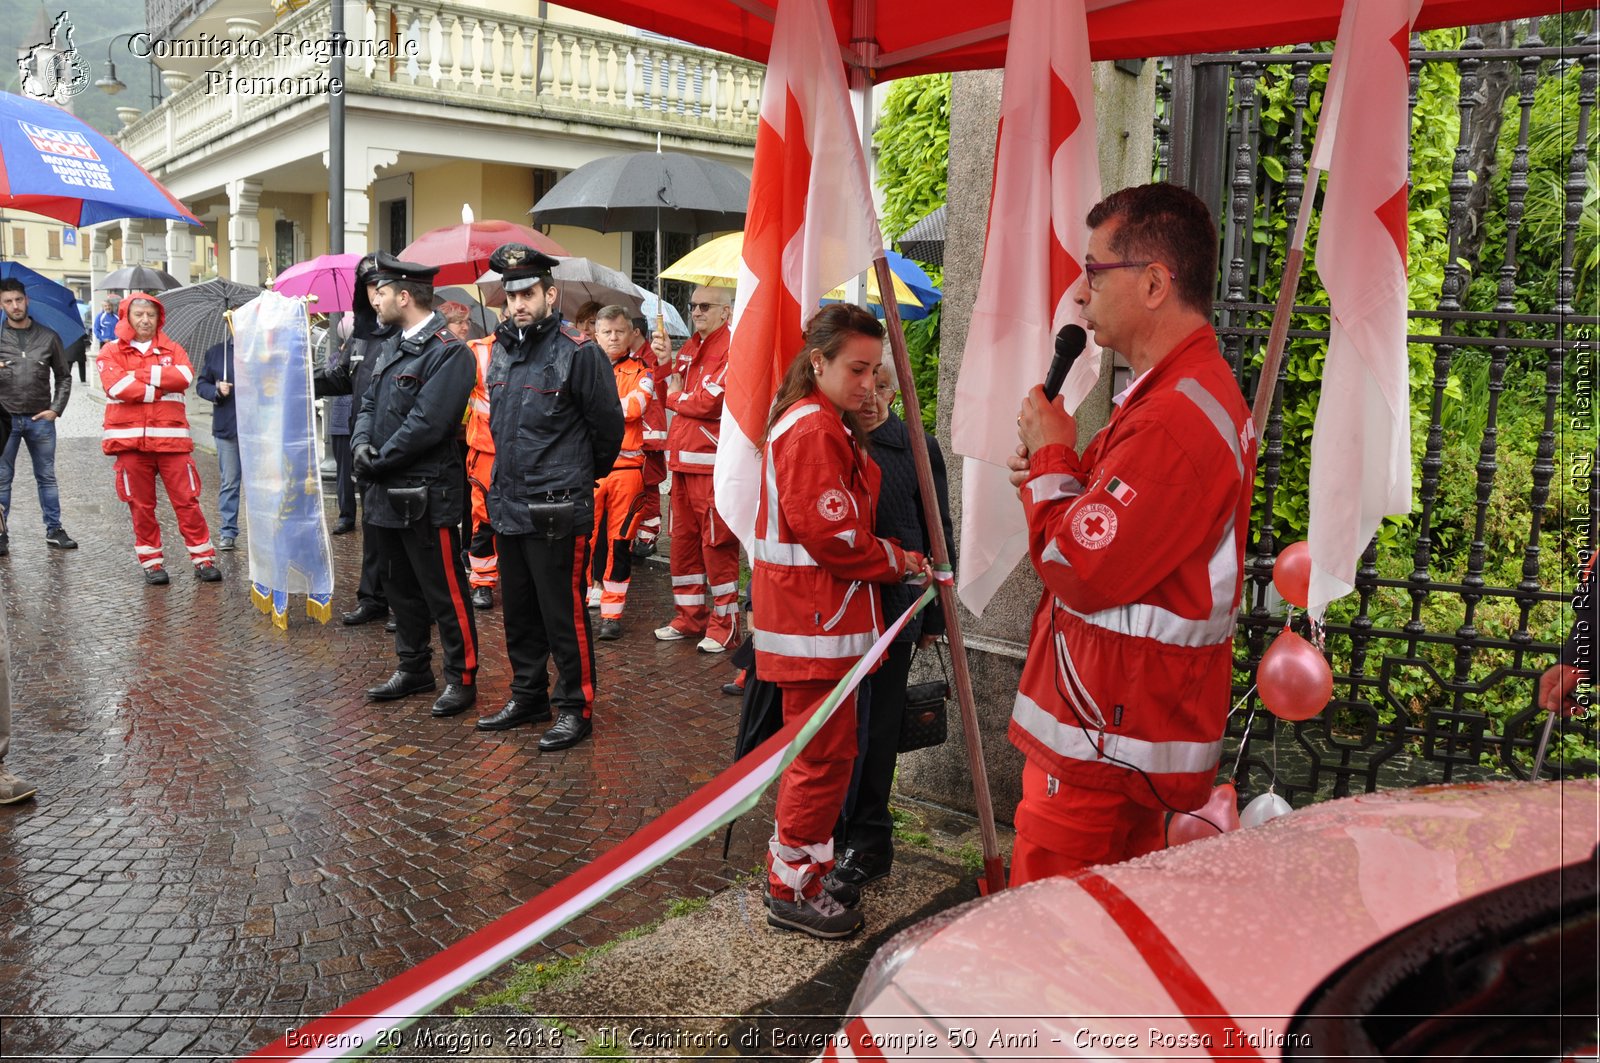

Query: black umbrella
left=531, top=151, right=750, bottom=235
left=159, top=278, right=262, bottom=369
left=97, top=265, right=183, bottom=292
left=896, top=204, right=947, bottom=268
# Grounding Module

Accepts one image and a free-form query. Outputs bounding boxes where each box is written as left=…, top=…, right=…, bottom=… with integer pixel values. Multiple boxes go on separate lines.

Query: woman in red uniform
left=752, top=304, right=928, bottom=939
left=97, top=292, right=220, bottom=585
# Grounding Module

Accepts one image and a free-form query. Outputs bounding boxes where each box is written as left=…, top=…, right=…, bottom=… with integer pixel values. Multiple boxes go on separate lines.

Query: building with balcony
left=93, top=0, right=761, bottom=290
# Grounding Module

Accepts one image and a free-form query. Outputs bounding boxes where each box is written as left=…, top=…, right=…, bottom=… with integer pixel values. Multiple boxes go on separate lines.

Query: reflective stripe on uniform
left=103, top=426, right=192, bottom=439
left=1176, top=378, right=1244, bottom=479
left=753, top=539, right=816, bottom=567
left=1028, top=472, right=1084, bottom=504
left=752, top=626, right=875, bottom=660
left=672, top=573, right=706, bottom=587
left=1012, top=691, right=1223, bottom=776
left=676, top=450, right=717, bottom=466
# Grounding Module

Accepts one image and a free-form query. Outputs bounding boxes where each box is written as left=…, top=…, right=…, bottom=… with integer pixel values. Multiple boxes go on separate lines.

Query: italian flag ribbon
left=249, top=587, right=937, bottom=1061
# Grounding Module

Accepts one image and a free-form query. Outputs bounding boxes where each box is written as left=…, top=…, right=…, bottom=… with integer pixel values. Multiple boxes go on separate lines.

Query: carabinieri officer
left=474, top=243, right=622, bottom=750
left=350, top=251, right=480, bottom=719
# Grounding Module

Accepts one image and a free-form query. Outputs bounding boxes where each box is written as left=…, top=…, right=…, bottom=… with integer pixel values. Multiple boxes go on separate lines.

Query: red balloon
left=1166, top=781, right=1240, bottom=847
left=1258, top=628, right=1333, bottom=721
left=1273, top=541, right=1312, bottom=609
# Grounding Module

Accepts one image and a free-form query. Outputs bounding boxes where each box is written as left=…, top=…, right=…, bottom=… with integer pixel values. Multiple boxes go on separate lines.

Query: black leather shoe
left=721, top=681, right=745, bottom=697
left=331, top=518, right=356, bottom=535
left=596, top=619, right=622, bottom=641
left=475, top=699, right=552, bottom=732
left=195, top=562, right=222, bottom=582
left=342, top=602, right=388, bottom=626
left=471, top=586, right=494, bottom=610
left=366, top=670, right=436, bottom=701
left=830, top=847, right=892, bottom=888
left=143, top=566, right=169, bottom=585
left=430, top=683, right=476, bottom=717
left=538, top=712, right=592, bottom=751
left=385, top=617, right=398, bottom=632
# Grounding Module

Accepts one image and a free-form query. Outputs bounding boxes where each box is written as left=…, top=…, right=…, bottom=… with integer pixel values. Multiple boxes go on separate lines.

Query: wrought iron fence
left=1156, top=22, right=1598, bottom=804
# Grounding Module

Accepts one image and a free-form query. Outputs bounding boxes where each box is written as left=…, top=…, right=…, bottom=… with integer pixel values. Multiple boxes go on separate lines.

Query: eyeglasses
left=874, top=384, right=896, bottom=397
left=688, top=302, right=727, bottom=313
left=1083, top=260, right=1173, bottom=289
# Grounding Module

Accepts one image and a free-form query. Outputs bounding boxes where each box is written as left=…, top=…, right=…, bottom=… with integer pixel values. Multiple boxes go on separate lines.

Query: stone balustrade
left=118, top=0, right=764, bottom=167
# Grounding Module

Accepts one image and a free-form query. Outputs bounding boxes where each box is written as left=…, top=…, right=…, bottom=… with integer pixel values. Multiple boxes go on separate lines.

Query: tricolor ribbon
left=248, top=587, right=937, bottom=1061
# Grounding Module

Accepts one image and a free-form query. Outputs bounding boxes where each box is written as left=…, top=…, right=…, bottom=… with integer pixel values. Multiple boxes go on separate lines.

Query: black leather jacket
left=349, top=312, right=475, bottom=528
left=486, top=313, right=623, bottom=536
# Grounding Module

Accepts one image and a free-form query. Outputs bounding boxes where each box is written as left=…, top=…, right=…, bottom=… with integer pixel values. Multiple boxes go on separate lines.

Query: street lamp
left=94, top=33, right=160, bottom=108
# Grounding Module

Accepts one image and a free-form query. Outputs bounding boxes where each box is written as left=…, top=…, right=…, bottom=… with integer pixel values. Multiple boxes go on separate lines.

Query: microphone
left=1043, top=324, right=1087, bottom=402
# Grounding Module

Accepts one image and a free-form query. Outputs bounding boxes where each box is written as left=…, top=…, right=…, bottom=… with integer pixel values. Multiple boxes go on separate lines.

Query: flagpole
left=874, top=253, right=1006, bottom=895
left=1250, top=165, right=1321, bottom=434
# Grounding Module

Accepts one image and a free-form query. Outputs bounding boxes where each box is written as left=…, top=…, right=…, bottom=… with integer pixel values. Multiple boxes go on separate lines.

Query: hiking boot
left=195, top=562, right=222, bottom=582
left=144, top=566, right=170, bottom=585
left=471, top=586, right=494, bottom=610
left=830, top=847, right=893, bottom=888
left=765, top=887, right=863, bottom=939
left=44, top=526, right=77, bottom=549
left=0, top=766, right=37, bottom=804
left=596, top=619, right=622, bottom=641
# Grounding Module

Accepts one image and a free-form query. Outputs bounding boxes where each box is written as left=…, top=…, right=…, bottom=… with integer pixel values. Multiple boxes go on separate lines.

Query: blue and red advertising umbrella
left=0, top=91, right=198, bottom=227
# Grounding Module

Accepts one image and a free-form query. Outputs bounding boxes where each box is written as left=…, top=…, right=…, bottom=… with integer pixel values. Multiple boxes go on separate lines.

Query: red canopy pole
left=1251, top=165, right=1321, bottom=433
left=874, top=254, right=1007, bottom=895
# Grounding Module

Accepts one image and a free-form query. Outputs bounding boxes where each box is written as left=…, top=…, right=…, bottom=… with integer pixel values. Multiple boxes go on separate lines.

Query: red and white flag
left=714, top=0, right=884, bottom=548
left=950, top=0, right=1101, bottom=615
left=1305, top=0, right=1420, bottom=618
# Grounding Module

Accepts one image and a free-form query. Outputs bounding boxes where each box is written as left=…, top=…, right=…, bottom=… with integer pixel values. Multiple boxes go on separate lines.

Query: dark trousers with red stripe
left=369, top=522, right=478, bottom=687
left=499, top=525, right=596, bottom=717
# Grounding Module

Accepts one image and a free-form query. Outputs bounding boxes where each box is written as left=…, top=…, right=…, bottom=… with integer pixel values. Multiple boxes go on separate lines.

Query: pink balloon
left=1258, top=628, right=1333, bottom=721
left=1166, top=781, right=1240, bottom=847
left=1273, top=541, right=1312, bottom=609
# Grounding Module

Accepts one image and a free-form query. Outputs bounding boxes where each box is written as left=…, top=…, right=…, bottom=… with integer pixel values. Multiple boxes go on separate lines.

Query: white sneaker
left=654, top=624, right=689, bottom=641
left=697, top=636, right=727, bottom=654
left=0, top=766, right=37, bottom=804
left=587, top=587, right=601, bottom=609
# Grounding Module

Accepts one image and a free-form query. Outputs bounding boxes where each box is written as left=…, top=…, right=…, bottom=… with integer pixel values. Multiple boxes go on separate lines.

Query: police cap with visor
left=369, top=250, right=440, bottom=288
left=489, top=243, right=560, bottom=293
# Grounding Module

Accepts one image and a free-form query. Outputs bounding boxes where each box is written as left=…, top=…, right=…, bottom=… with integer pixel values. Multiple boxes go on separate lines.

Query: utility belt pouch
left=385, top=484, right=429, bottom=524
left=526, top=500, right=575, bottom=540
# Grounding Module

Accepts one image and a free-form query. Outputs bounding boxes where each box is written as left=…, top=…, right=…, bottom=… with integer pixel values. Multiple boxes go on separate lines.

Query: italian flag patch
left=1106, top=477, right=1136, bottom=506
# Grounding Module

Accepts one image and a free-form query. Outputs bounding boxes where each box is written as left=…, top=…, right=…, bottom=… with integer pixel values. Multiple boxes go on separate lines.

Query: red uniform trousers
left=465, top=446, right=497, bottom=589
left=667, top=471, right=740, bottom=645
left=630, top=454, right=666, bottom=545
left=1008, top=761, right=1165, bottom=886
left=589, top=464, right=645, bottom=619
left=768, top=680, right=858, bottom=901
left=112, top=451, right=215, bottom=570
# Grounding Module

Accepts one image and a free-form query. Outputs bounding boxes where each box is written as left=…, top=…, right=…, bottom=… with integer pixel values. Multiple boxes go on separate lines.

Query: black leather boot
left=365, top=670, right=436, bottom=701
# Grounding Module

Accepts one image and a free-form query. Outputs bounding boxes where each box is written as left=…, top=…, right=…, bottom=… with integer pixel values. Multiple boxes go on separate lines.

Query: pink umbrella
left=271, top=252, right=364, bottom=311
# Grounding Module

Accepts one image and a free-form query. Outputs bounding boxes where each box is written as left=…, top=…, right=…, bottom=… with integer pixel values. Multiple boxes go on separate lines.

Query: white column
left=343, top=188, right=372, bottom=254
left=227, top=177, right=264, bottom=285
left=166, top=221, right=196, bottom=283
left=89, top=227, right=114, bottom=294
left=118, top=219, right=144, bottom=267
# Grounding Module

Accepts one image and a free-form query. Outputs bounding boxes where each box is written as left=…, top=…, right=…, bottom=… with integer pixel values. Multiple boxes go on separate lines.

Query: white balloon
left=1240, top=791, right=1293, bottom=829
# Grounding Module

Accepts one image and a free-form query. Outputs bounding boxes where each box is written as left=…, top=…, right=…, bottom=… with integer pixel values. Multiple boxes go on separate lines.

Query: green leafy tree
left=874, top=74, right=950, bottom=428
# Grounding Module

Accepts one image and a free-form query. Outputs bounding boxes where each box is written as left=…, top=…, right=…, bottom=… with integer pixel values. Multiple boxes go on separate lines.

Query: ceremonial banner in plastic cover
left=232, top=291, right=335, bottom=626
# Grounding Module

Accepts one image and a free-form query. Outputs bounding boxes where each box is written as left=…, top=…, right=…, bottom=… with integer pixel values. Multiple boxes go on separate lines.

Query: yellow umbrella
left=660, top=232, right=918, bottom=307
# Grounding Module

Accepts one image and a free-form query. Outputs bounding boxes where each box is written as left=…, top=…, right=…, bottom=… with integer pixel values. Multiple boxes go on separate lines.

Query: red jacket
left=664, top=322, right=729, bottom=474
left=1010, top=325, right=1256, bottom=812
left=609, top=350, right=654, bottom=469
left=634, top=339, right=668, bottom=454
left=96, top=292, right=197, bottom=455
left=465, top=337, right=494, bottom=455
left=751, top=396, right=913, bottom=685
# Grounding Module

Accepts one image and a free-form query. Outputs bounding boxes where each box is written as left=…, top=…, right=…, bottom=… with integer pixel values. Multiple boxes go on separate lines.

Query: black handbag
left=898, top=641, right=951, bottom=753
left=384, top=484, right=429, bottom=524
left=525, top=499, right=576, bottom=539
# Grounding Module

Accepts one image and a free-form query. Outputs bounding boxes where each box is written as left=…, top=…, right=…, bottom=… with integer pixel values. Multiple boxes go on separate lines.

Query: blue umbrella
left=819, top=250, right=942, bottom=321
left=0, top=260, right=79, bottom=317
left=0, top=92, right=199, bottom=226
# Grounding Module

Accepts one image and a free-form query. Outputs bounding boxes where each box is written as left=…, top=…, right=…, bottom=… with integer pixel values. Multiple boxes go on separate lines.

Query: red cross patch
left=816, top=488, right=849, bottom=522
left=1070, top=502, right=1118, bottom=549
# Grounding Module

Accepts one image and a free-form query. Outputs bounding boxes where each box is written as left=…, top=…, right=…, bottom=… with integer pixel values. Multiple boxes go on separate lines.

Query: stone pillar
left=342, top=187, right=373, bottom=255
left=894, top=61, right=1159, bottom=825
left=118, top=218, right=144, bottom=268
left=89, top=227, right=114, bottom=295
left=227, top=177, right=264, bottom=285
left=165, top=221, right=196, bottom=284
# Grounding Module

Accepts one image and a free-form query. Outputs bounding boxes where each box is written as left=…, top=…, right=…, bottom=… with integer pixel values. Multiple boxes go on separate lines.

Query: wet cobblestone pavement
left=0, top=395, right=765, bottom=1060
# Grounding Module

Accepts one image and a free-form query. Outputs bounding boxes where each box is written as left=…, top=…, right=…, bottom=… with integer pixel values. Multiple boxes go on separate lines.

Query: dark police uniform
left=317, top=254, right=395, bottom=624
left=474, top=243, right=623, bottom=750
left=349, top=253, right=480, bottom=717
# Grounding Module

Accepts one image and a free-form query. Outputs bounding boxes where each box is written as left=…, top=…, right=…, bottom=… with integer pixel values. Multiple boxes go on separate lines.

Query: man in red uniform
left=1007, top=183, right=1256, bottom=883
left=587, top=306, right=654, bottom=639
left=97, top=293, right=221, bottom=585
left=652, top=286, right=740, bottom=653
